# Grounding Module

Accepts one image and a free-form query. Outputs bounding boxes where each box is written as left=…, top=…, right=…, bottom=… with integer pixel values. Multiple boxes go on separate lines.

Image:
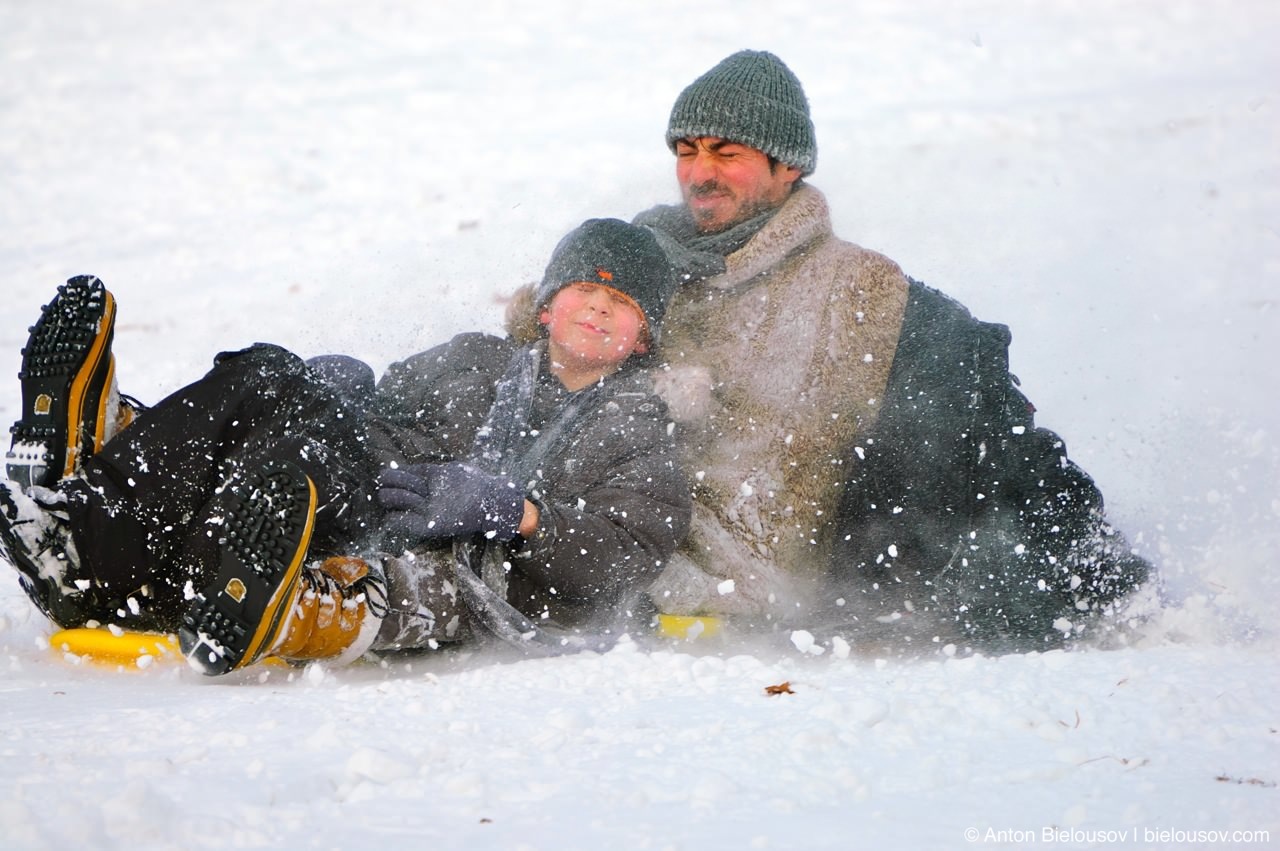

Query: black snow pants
left=61, top=343, right=378, bottom=632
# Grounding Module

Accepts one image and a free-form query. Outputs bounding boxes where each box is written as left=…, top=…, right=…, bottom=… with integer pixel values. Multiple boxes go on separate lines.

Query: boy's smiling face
left=541, top=282, right=649, bottom=390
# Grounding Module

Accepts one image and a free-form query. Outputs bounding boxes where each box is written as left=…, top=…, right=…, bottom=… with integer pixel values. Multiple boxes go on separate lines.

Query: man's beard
left=685, top=180, right=781, bottom=234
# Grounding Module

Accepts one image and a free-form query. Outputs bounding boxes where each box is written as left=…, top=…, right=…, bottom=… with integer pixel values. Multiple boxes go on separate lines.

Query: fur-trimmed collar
left=699, top=183, right=833, bottom=290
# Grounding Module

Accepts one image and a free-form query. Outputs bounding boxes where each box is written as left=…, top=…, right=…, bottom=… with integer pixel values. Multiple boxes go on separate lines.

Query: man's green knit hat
left=666, top=50, right=817, bottom=176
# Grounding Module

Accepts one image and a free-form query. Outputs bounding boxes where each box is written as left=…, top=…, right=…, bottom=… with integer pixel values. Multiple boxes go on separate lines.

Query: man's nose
left=685, top=150, right=718, bottom=183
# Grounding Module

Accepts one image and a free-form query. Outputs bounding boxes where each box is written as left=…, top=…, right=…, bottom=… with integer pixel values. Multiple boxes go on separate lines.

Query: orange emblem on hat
left=595, top=267, right=614, bottom=281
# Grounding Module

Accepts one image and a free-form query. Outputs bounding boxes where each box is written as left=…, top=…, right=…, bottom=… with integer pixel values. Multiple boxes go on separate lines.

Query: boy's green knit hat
left=666, top=50, right=817, bottom=176
left=536, top=218, right=678, bottom=343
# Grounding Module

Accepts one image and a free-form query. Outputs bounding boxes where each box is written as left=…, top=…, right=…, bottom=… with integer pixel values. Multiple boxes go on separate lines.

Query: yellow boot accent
left=269, top=556, right=387, bottom=665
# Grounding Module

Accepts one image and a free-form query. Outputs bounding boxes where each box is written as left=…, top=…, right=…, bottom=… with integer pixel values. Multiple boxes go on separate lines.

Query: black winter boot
left=179, top=461, right=318, bottom=676
left=7, top=276, right=119, bottom=489
left=0, top=478, right=103, bottom=627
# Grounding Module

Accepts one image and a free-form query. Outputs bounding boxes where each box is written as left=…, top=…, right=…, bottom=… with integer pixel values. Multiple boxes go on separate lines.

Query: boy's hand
left=379, top=462, right=526, bottom=545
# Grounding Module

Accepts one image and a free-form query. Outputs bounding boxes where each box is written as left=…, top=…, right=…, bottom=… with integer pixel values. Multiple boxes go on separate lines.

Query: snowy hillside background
left=1, top=2, right=1277, bottom=849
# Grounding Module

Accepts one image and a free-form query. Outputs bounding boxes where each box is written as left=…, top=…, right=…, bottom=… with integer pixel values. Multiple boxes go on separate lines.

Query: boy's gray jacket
left=365, top=335, right=691, bottom=628
left=510, top=184, right=1149, bottom=648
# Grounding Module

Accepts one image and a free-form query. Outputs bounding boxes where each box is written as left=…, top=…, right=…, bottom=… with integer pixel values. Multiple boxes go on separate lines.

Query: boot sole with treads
left=179, top=461, right=317, bottom=676
left=7, top=276, right=117, bottom=489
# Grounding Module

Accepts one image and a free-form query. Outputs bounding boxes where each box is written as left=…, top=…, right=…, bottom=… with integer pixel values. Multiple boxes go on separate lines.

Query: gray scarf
left=632, top=202, right=774, bottom=283
left=469, top=341, right=607, bottom=489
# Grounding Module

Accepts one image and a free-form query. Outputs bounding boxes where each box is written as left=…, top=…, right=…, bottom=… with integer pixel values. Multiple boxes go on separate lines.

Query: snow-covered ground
left=1, top=2, right=1277, bottom=849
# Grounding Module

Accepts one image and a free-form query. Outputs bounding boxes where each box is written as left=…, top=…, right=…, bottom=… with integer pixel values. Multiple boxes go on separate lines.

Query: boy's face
left=541, top=282, right=649, bottom=375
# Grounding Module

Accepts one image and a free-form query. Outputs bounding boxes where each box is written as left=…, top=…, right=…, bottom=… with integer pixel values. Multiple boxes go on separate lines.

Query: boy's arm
left=364, top=332, right=514, bottom=466
left=511, top=408, right=691, bottom=606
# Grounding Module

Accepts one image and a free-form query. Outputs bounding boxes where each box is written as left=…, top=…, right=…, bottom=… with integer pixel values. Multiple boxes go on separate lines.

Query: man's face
left=674, top=137, right=802, bottom=233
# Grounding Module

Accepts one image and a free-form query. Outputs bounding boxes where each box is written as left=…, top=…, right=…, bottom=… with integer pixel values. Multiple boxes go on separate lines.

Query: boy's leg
left=0, top=285, right=373, bottom=632
left=3, top=283, right=422, bottom=663
left=183, top=537, right=471, bottom=673
left=371, top=548, right=474, bottom=650
left=305, top=354, right=376, bottom=412
left=1, top=276, right=131, bottom=626
left=62, top=343, right=377, bottom=630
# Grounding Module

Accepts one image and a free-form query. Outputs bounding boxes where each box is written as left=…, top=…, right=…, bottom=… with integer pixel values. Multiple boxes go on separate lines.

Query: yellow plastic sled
left=654, top=614, right=723, bottom=640
left=50, top=628, right=181, bottom=666
left=50, top=616, right=722, bottom=668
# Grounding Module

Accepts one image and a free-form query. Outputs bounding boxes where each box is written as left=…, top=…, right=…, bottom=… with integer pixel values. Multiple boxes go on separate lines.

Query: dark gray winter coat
left=366, top=333, right=691, bottom=628
left=828, top=280, right=1151, bottom=648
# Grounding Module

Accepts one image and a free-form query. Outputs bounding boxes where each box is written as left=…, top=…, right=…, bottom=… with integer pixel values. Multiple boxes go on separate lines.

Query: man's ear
left=539, top=309, right=552, bottom=325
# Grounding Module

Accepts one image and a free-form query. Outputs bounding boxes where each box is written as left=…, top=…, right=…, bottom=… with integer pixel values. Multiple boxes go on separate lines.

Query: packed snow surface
left=1, top=2, right=1276, bottom=849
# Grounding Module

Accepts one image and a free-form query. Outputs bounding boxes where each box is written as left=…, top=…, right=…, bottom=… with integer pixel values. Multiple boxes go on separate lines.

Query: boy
left=365, top=219, right=691, bottom=654
left=0, top=218, right=689, bottom=674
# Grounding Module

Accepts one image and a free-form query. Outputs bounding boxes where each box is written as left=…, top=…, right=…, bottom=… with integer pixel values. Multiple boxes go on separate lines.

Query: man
left=509, top=50, right=1150, bottom=649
